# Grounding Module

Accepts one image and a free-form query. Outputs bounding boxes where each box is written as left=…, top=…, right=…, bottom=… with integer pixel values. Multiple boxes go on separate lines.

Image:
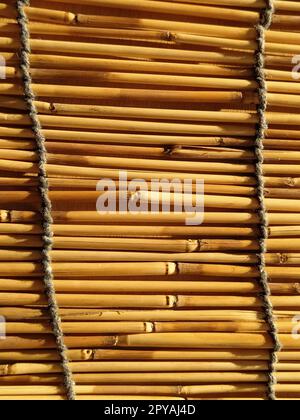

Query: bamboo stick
left=0, top=50, right=255, bottom=77
left=0, top=223, right=258, bottom=238
left=1, top=320, right=298, bottom=335
left=5, top=209, right=300, bottom=225
left=0, top=250, right=260, bottom=263
left=4, top=241, right=300, bottom=258
left=1, top=333, right=299, bottom=350
left=0, top=127, right=253, bottom=147
left=0, top=291, right=299, bottom=307
left=0, top=37, right=255, bottom=63
left=0, top=384, right=299, bottom=397
left=0, top=384, right=291, bottom=397
left=0, top=361, right=276, bottom=376
left=1, top=371, right=300, bottom=384
left=1, top=349, right=299, bottom=362
left=0, top=84, right=246, bottom=104
left=26, top=0, right=261, bottom=24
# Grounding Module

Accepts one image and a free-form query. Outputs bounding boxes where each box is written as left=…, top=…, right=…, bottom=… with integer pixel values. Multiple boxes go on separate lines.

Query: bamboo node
left=113, top=335, right=119, bottom=347
left=167, top=295, right=178, bottom=308
left=177, top=385, right=184, bottom=397
left=164, top=145, right=181, bottom=156
left=284, top=177, right=297, bottom=188
left=144, top=322, right=155, bottom=333
left=187, top=239, right=199, bottom=253
left=278, top=253, right=289, bottom=265
left=0, top=210, right=11, bottom=223
left=293, top=283, right=300, bottom=295
left=81, top=349, right=94, bottom=361
left=198, top=240, right=207, bottom=251
left=65, top=12, right=77, bottom=25
left=161, top=31, right=176, bottom=42
left=217, top=137, right=226, bottom=146
left=166, top=262, right=177, bottom=276
left=49, top=102, right=58, bottom=114
left=0, top=364, right=9, bottom=376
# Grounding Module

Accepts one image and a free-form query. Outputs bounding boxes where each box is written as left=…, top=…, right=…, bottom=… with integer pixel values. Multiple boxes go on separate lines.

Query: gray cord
left=255, top=0, right=281, bottom=401
left=16, top=0, right=76, bottom=401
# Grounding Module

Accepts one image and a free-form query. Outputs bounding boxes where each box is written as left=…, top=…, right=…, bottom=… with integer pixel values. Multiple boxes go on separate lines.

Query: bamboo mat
left=0, top=0, right=300, bottom=400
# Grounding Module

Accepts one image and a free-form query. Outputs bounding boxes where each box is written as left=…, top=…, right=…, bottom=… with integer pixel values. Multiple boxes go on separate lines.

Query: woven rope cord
left=16, top=0, right=76, bottom=400
left=255, top=0, right=282, bottom=401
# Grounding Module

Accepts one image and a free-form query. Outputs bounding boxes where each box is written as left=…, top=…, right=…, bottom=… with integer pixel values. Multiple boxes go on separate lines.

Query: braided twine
left=16, top=0, right=76, bottom=400
left=255, top=0, right=282, bottom=401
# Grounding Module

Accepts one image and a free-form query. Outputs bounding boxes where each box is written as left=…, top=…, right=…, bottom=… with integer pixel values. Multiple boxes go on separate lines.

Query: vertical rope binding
left=16, top=0, right=76, bottom=400
left=255, top=0, right=281, bottom=401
